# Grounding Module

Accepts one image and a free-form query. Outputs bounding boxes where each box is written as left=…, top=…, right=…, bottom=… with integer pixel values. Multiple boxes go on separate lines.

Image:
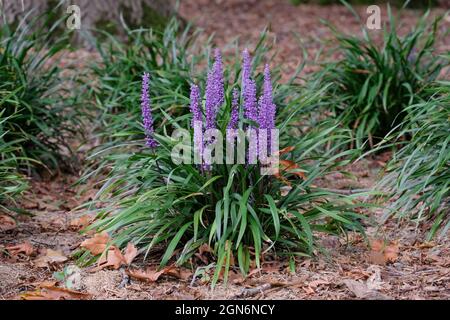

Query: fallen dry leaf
left=302, top=286, right=315, bottom=295
left=280, top=160, right=307, bottom=179
left=6, top=241, right=34, bottom=256
left=195, top=243, right=213, bottom=264
left=80, top=231, right=110, bottom=255
left=34, top=249, right=68, bottom=268
left=39, top=216, right=66, bottom=231
left=198, top=243, right=213, bottom=256
left=0, top=214, right=16, bottom=232
left=20, top=286, right=90, bottom=300
left=69, top=215, right=92, bottom=230
left=92, top=242, right=139, bottom=271
left=277, top=145, right=295, bottom=155
left=384, top=243, right=399, bottom=263
left=275, top=160, right=307, bottom=185
left=165, top=267, right=193, bottom=281
left=20, top=198, right=39, bottom=210
left=370, top=239, right=384, bottom=252
left=308, top=279, right=330, bottom=288
left=123, top=242, right=138, bottom=265
left=343, top=279, right=391, bottom=300
left=93, top=246, right=124, bottom=271
left=368, top=251, right=386, bottom=265
left=343, top=279, right=371, bottom=298
left=127, top=265, right=178, bottom=283
left=228, top=270, right=245, bottom=284
left=368, top=239, right=399, bottom=265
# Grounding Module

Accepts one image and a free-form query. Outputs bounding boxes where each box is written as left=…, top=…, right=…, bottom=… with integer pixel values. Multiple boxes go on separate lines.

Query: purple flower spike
left=205, top=68, right=216, bottom=131
left=244, top=79, right=258, bottom=126
left=242, top=48, right=251, bottom=91
left=214, top=49, right=225, bottom=111
left=257, top=64, right=277, bottom=154
left=190, top=84, right=202, bottom=127
left=205, top=49, right=225, bottom=131
left=244, top=79, right=258, bottom=164
left=258, top=64, right=276, bottom=130
left=228, top=88, right=239, bottom=129
left=189, top=84, right=204, bottom=167
left=141, top=72, right=158, bottom=149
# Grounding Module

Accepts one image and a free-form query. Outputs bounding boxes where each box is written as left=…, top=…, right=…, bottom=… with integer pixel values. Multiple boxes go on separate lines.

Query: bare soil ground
left=179, top=0, right=450, bottom=80
left=1, top=157, right=449, bottom=300
left=1, top=1, right=449, bottom=300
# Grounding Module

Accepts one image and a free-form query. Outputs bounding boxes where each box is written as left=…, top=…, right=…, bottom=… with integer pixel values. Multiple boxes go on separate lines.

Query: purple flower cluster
left=241, top=50, right=277, bottom=159
left=141, top=72, right=158, bottom=149
left=185, top=48, right=277, bottom=167
left=205, top=49, right=225, bottom=131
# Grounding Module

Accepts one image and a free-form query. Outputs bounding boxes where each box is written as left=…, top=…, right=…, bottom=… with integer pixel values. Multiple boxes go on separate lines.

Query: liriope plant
left=81, top=48, right=367, bottom=287
left=1, top=6, right=85, bottom=211
left=0, top=8, right=82, bottom=172
left=377, top=82, right=450, bottom=239
left=0, top=111, right=28, bottom=210
left=316, top=2, right=448, bottom=148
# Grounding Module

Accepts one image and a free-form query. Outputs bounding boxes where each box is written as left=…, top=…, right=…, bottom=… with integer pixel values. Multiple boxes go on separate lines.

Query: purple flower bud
left=214, top=49, right=225, bottom=110
left=243, top=70, right=258, bottom=164
left=258, top=64, right=276, bottom=130
left=258, top=64, right=276, bottom=153
left=190, top=83, right=204, bottom=166
left=244, top=79, right=258, bottom=126
left=227, top=88, right=239, bottom=130
left=141, top=72, right=158, bottom=149
left=190, top=84, right=202, bottom=127
left=205, top=49, right=225, bottom=131
left=242, top=48, right=251, bottom=91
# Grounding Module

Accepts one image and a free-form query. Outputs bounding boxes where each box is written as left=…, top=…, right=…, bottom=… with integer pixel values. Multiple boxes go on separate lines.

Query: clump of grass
left=0, top=112, right=28, bottom=210
left=316, top=4, right=448, bottom=148
left=0, top=11, right=82, bottom=173
left=377, top=81, right=450, bottom=239
left=81, top=47, right=366, bottom=287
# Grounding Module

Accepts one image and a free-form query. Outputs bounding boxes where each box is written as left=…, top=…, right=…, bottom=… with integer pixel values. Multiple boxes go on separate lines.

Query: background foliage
left=377, top=81, right=450, bottom=239
left=316, top=7, right=448, bottom=148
